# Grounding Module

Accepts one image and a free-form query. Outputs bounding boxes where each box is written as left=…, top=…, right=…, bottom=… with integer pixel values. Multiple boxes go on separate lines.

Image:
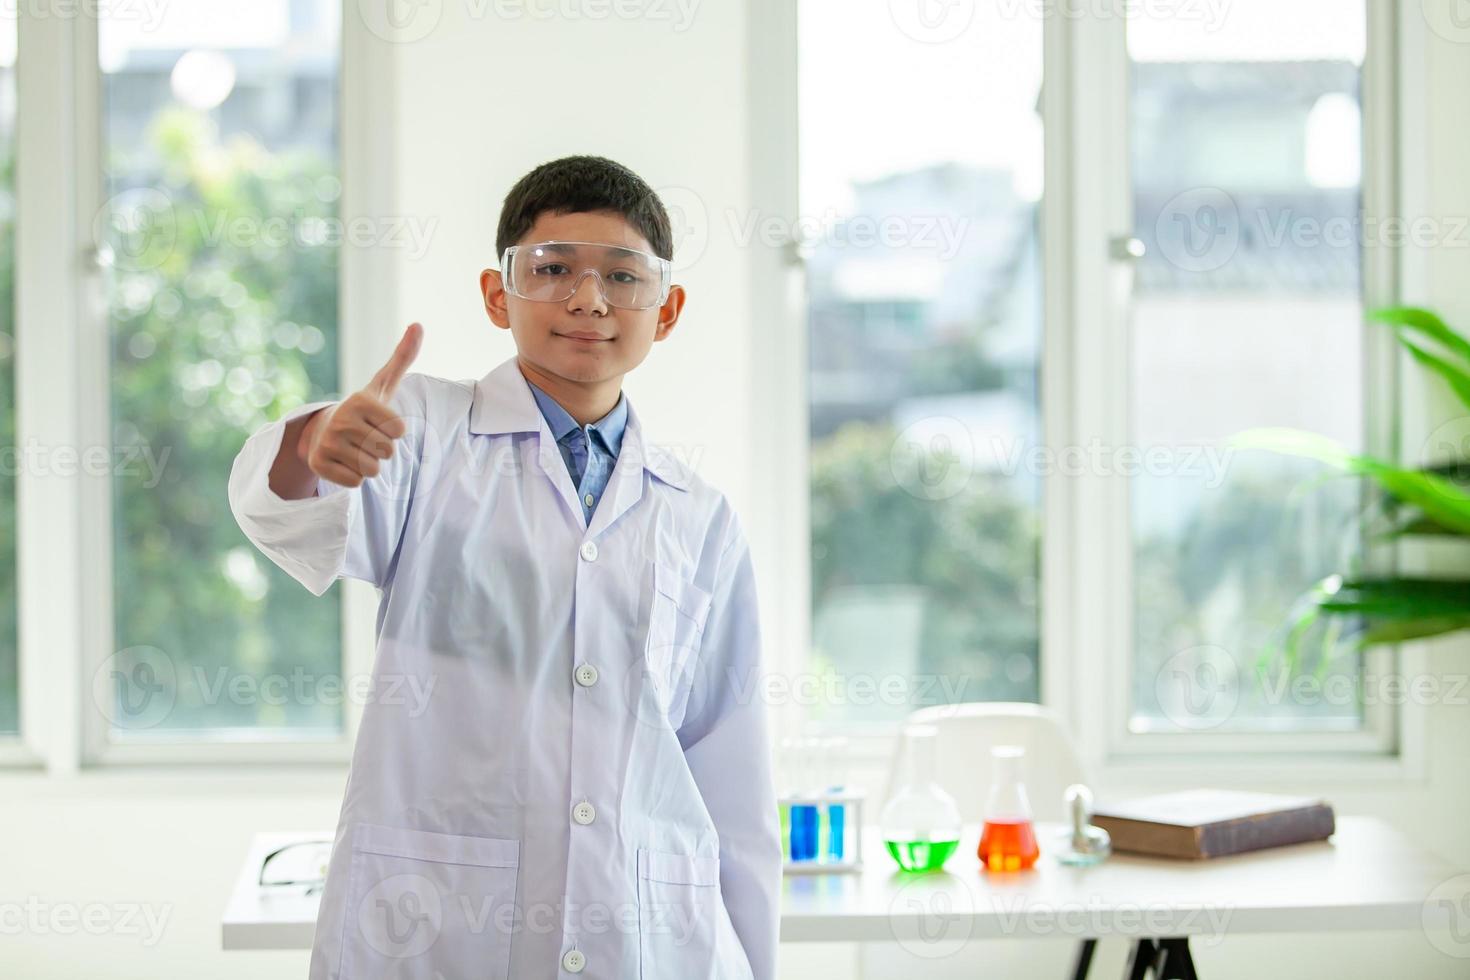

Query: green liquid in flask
left=884, top=838, right=960, bottom=872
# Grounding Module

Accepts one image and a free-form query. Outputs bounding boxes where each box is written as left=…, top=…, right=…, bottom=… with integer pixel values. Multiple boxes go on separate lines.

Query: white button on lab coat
left=228, top=355, right=782, bottom=980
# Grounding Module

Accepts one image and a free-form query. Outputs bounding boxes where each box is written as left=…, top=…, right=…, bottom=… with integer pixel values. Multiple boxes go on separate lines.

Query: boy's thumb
left=370, top=322, right=424, bottom=401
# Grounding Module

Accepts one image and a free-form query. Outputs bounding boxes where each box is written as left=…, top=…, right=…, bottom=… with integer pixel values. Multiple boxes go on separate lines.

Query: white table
left=224, top=817, right=1468, bottom=978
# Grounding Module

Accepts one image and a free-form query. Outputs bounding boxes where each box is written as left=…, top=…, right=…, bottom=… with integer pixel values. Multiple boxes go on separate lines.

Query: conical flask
left=977, top=745, right=1040, bottom=871
left=880, top=725, right=962, bottom=872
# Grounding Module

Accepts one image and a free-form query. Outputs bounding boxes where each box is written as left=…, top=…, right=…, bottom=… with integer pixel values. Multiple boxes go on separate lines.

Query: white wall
left=4, top=3, right=1470, bottom=979
left=387, top=1, right=759, bottom=519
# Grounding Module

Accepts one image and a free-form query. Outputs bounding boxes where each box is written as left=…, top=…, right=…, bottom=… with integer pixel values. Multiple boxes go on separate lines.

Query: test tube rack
left=778, top=791, right=865, bottom=875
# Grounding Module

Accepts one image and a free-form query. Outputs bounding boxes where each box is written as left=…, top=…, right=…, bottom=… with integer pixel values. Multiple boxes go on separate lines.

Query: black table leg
left=1156, top=937, right=1199, bottom=980
left=1121, top=936, right=1201, bottom=980
left=1071, top=938, right=1097, bottom=980
left=1123, top=938, right=1158, bottom=980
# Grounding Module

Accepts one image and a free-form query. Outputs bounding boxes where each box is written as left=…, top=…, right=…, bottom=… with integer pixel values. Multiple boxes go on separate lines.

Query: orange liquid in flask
left=978, top=818, right=1039, bottom=872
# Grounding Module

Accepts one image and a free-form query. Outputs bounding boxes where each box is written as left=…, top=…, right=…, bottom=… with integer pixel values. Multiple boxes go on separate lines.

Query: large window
left=800, top=1, right=1044, bottom=727
left=1126, top=1, right=1371, bottom=732
left=96, top=1, right=342, bottom=737
left=795, top=1, right=1392, bottom=744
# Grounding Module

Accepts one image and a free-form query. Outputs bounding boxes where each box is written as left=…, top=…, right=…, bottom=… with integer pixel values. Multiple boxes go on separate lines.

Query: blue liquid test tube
left=827, top=796, right=846, bottom=860
left=790, top=804, right=818, bottom=861
left=822, top=738, right=849, bottom=861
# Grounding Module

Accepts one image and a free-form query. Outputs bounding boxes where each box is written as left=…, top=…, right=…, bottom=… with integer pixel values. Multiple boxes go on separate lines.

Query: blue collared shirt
left=526, top=379, right=628, bottom=523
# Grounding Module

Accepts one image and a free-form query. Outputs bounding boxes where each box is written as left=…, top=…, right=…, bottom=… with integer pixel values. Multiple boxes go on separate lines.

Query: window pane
left=98, top=1, right=341, bottom=736
left=1128, top=2, right=1368, bottom=732
left=802, top=3, right=1043, bottom=726
left=0, top=10, right=15, bottom=736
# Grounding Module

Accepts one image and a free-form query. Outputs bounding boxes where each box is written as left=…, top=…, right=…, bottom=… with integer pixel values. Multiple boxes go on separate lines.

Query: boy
left=228, top=155, right=782, bottom=979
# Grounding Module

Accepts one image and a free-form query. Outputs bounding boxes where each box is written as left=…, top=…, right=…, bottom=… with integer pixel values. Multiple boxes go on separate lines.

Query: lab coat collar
left=524, top=380, right=628, bottom=459
left=469, top=355, right=691, bottom=492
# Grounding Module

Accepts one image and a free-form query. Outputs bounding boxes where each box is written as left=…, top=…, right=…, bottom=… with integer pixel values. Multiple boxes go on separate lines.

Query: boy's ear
left=480, top=269, right=512, bottom=330
left=652, top=284, right=687, bottom=342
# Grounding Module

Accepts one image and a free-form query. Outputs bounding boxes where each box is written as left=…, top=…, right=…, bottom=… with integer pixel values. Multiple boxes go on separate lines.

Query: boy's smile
left=480, top=210, right=686, bottom=425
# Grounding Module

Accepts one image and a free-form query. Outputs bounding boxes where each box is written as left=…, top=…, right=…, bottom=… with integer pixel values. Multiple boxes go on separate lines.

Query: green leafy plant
left=1232, top=307, right=1470, bottom=672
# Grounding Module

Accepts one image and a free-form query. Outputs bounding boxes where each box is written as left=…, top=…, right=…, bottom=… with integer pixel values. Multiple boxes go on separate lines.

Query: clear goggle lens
left=501, top=241, right=671, bottom=310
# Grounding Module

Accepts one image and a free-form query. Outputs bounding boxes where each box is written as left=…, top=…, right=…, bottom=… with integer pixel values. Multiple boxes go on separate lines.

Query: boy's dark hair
left=496, top=155, right=674, bottom=261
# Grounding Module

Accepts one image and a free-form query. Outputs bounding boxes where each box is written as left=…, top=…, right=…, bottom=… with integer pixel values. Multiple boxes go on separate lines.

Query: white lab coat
left=228, top=354, right=782, bottom=979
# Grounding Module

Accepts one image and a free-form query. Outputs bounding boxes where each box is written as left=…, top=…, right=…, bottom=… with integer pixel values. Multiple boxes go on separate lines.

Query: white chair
left=881, top=701, right=1085, bottom=822
left=877, top=702, right=1099, bottom=980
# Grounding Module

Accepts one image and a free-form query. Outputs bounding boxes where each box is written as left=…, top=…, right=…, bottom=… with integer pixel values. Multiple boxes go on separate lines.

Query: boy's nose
left=565, top=270, right=609, bottom=315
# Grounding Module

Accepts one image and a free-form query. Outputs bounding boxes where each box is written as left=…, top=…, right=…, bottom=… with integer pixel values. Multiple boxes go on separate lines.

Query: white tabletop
left=223, top=816, right=1468, bottom=950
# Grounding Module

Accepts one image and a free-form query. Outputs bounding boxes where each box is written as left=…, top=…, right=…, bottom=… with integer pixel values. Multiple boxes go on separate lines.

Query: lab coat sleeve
left=677, top=516, right=783, bottom=980
left=226, top=375, right=426, bottom=596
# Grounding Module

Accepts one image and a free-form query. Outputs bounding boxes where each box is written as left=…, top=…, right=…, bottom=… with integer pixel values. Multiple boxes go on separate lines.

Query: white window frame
left=0, top=2, right=394, bottom=770
left=1068, top=0, right=1418, bottom=779
left=761, top=0, right=1432, bottom=783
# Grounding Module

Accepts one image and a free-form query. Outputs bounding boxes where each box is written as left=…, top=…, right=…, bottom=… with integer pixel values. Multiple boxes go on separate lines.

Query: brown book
left=1091, top=789, right=1335, bottom=859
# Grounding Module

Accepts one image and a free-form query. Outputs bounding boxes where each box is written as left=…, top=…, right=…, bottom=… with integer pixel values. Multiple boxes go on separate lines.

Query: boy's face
left=480, top=210, right=686, bottom=389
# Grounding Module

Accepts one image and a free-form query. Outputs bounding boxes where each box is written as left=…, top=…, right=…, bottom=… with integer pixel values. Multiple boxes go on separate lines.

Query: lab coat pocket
left=636, top=847, right=725, bottom=979
left=644, top=561, right=712, bottom=720
left=339, top=823, right=520, bottom=980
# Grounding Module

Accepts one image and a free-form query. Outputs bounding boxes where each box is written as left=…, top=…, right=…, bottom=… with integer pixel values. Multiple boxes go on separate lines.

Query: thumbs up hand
left=300, top=323, right=424, bottom=488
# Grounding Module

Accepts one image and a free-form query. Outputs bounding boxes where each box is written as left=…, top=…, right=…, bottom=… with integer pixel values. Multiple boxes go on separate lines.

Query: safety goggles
left=500, top=240, right=673, bottom=311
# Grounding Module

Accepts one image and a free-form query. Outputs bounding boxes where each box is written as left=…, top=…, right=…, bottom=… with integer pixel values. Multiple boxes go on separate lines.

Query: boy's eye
left=532, top=262, right=570, bottom=276
left=608, top=270, right=642, bottom=284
